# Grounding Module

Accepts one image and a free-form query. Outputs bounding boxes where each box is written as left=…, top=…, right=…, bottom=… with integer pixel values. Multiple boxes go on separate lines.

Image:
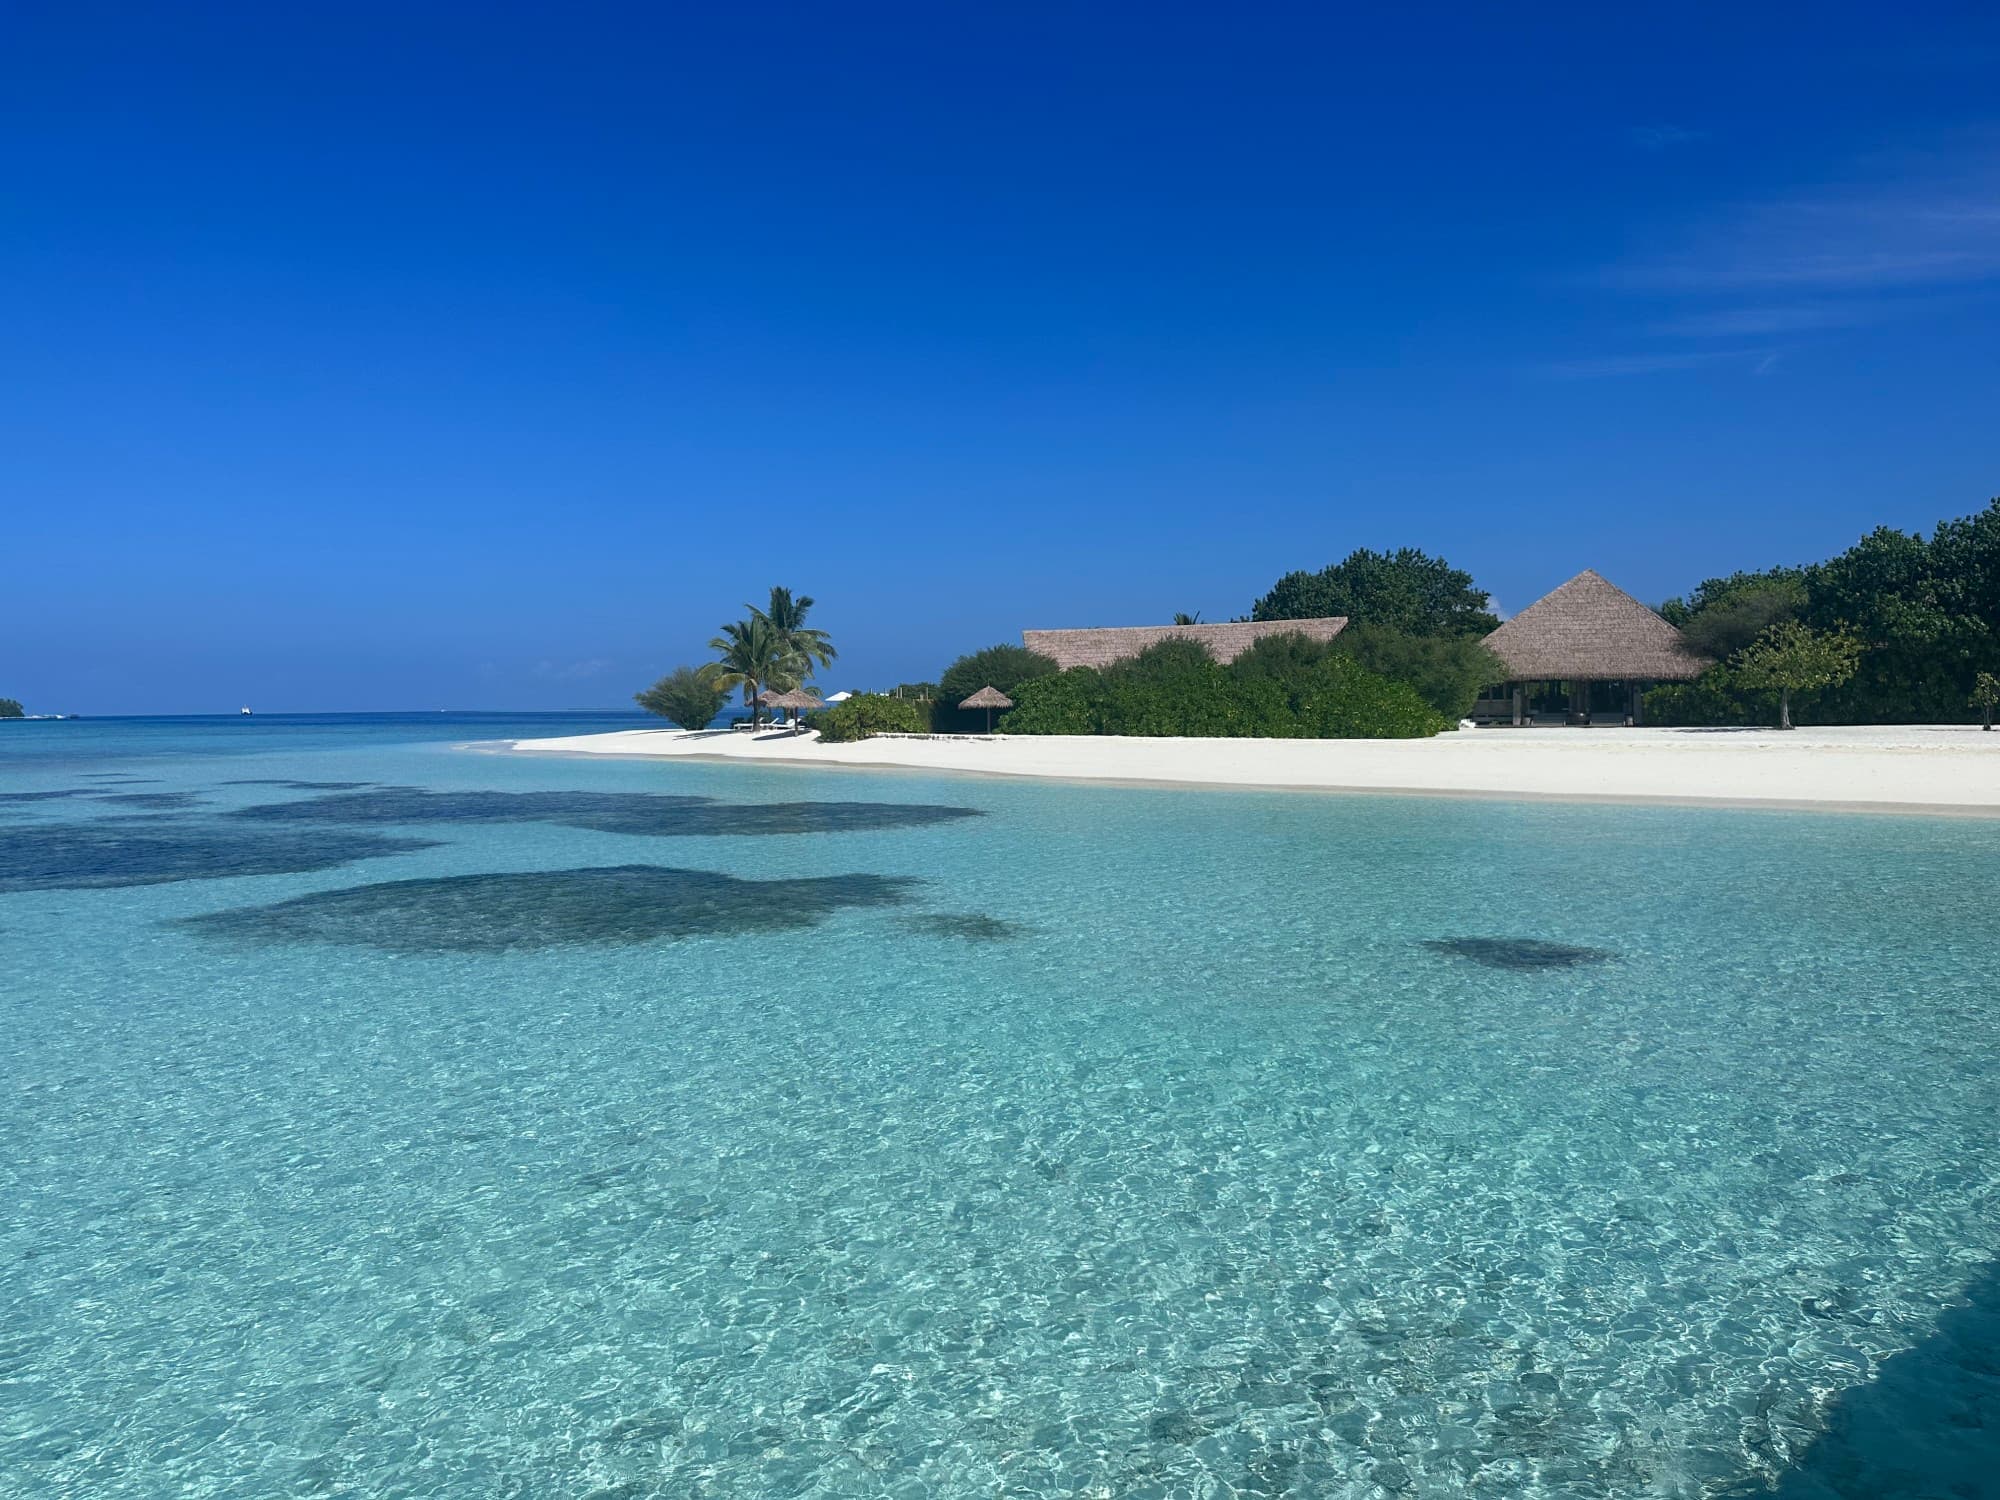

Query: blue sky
left=5, top=2, right=1998, bottom=712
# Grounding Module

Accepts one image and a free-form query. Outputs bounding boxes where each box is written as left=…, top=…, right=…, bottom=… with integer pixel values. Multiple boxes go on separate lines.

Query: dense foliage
left=0, top=698, right=22, bottom=719
left=933, top=644, right=1059, bottom=731
left=1004, top=636, right=1447, bottom=739
left=1731, top=622, right=1864, bottom=729
left=1331, top=623, right=1505, bottom=719
left=1252, top=547, right=1499, bottom=637
left=1650, top=498, right=2000, bottom=725
left=634, top=666, right=727, bottom=729
left=1974, top=672, right=1999, bottom=730
left=938, top=644, right=1059, bottom=704
left=810, top=693, right=931, bottom=743
left=1662, top=571, right=1809, bottom=659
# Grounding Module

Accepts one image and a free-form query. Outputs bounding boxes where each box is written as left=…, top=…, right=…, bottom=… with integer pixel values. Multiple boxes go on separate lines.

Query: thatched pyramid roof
left=959, top=685, right=1013, bottom=710
left=1483, top=570, right=1707, bottom=681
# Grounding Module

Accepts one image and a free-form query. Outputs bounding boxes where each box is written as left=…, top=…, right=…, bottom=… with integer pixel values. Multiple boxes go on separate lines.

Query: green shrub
left=1285, top=653, right=1449, bottom=738
left=810, top=693, right=932, bottom=743
left=935, top=644, right=1058, bottom=731
left=1003, top=638, right=1446, bottom=739
left=634, top=666, right=728, bottom=729
left=1004, top=670, right=1105, bottom=734
left=1644, top=665, right=1776, bottom=726
left=1332, top=624, right=1505, bottom=720
left=1230, top=630, right=1338, bottom=680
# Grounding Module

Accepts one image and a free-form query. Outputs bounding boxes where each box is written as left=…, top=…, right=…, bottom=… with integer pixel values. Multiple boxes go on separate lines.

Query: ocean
left=3, top=714, right=1995, bottom=1497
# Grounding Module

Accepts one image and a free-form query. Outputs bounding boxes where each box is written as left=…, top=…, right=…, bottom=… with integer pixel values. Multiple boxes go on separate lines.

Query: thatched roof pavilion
left=1022, top=617, right=1346, bottom=671
left=1480, top=570, right=1707, bottom=724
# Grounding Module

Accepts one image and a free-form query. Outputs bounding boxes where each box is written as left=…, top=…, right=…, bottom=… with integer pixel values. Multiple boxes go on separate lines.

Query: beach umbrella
left=959, top=685, right=1013, bottom=733
left=767, top=688, right=825, bottom=731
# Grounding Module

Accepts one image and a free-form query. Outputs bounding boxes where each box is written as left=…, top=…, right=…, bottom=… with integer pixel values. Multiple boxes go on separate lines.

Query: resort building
left=1476, top=569, right=1707, bottom=725
left=1022, top=617, right=1347, bottom=670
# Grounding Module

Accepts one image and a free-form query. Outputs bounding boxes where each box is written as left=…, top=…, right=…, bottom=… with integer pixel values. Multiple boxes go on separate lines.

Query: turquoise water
left=3, top=717, right=1997, bottom=1498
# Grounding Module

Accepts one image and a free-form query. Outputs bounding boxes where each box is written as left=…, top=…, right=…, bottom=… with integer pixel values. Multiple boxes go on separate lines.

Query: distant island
left=0, top=699, right=76, bottom=721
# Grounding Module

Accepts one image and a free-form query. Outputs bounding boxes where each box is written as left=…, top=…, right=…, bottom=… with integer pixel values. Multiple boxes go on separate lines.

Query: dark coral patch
left=0, top=825, right=439, bottom=893
left=87, top=792, right=207, bottom=810
left=175, top=864, right=918, bottom=953
left=901, top=913, right=1027, bottom=942
left=227, top=788, right=981, bottom=837
left=219, top=788, right=378, bottom=800
left=1422, top=937, right=1615, bottom=971
left=228, top=789, right=703, bottom=826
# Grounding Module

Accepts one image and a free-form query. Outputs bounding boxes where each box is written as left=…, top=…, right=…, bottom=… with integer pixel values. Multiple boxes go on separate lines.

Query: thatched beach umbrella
left=767, top=687, right=825, bottom=731
left=959, top=685, right=1013, bottom=733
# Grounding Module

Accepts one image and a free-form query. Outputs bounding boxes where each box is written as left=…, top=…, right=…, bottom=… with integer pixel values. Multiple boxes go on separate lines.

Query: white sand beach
left=501, top=724, right=2000, bottom=814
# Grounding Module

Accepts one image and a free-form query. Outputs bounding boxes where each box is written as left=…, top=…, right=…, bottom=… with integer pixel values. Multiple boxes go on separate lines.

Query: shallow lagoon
left=2, top=716, right=1996, bottom=1497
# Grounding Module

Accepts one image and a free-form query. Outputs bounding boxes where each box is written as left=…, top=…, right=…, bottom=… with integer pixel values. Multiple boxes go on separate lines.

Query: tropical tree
left=751, top=587, right=836, bottom=680
left=937, top=644, right=1059, bottom=704
left=708, top=615, right=801, bottom=728
left=1665, top=571, right=1809, bottom=659
left=1731, top=622, right=1863, bottom=730
left=935, top=644, right=1059, bottom=731
left=1252, top=547, right=1498, bottom=636
left=1974, top=672, right=1999, bottom=731
left=635, top=666, right=728, bottom=729
left=0, top=698, right=22, bottom=719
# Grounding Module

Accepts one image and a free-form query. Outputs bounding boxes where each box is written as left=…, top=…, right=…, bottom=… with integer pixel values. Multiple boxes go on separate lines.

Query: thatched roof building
left=1022, top=617, right=1346, bottom=671
left=1483, top=570, right=1706, bottom=683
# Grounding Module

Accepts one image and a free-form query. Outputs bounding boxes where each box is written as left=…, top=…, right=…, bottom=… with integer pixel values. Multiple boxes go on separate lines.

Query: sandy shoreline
left=493, top=724, right=2000, bottom=815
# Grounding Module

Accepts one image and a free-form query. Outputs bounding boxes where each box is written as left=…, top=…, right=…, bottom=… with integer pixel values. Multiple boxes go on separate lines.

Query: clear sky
left=5, top=2, right=1997, bottom=713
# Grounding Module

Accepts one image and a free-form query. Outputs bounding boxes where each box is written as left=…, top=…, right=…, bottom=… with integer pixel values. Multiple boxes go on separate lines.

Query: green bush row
left=1004, top=636, right=1448, bottom=739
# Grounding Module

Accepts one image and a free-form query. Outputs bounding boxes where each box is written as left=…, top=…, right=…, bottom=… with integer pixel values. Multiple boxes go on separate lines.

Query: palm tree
left=707, top=615, right=801, bottom=728
left=752, top=587, right=837, bottom=681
